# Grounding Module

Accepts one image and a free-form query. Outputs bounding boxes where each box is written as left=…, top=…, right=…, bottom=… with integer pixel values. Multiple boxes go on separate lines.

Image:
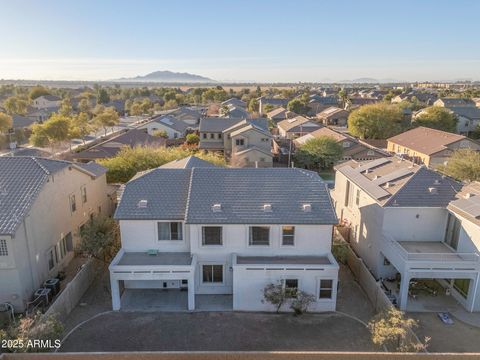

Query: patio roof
left=236, top=255, right=331, bottom=265
left=117, top=252, right=192, bottom=266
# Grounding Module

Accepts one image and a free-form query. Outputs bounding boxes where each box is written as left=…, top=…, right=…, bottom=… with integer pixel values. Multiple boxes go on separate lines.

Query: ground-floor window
left=319, top=279, right=333, bottom=299
left=283, top=278, right=298, bottom=298
left=453, top=279, right=470, bottom=298
left=202, top=264, right=223, bottom=284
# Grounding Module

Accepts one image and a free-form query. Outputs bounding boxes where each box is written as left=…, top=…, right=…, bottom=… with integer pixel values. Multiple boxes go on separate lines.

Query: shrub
left=290, top=291, right=315, bottom=315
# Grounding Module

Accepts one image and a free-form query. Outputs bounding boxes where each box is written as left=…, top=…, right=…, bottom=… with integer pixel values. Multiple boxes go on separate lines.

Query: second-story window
left=355, top=189, right=360, bottom=206
left=249, top=226, right=270, bottom=246
left=81, top=185, right=87, bottom=204
left=235, top=139, right=245, bottom=146
left=202, top=226, right=223, bottom=246
left=203, top=133, right=207, bottom=139
left=210, top=133, right=215, bottom=139
left=158, top=222, right=183, bottom=241
left=218, top=133, right=222, bottom=139
left=282, top=226, right=295, bottom=246
left=70, top=194, right=77, bottom=213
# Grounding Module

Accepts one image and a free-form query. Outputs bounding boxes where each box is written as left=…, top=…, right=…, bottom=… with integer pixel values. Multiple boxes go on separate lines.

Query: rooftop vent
left=302, top=203, right=312, bottom=212
left=212, top=203, right=222, bottom=212
left=465, top=193, right=474, bottom=199
left=385, top=182, right=392, bottom=188
left=373, top=175, right=380, bottom=180
left=434, top=179, right=441, bottom=185
left=364, top=169, right=370, bottom=174
left=428, top=187, right=438, bottom=195
left=137, top=199, right=148, bottom=208
left=263, top=204, right=272, bottom=212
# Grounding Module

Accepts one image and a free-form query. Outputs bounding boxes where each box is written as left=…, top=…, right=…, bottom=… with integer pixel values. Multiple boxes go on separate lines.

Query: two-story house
left=32, top=95, right=62, bottom=109
left=331, top=157, right=480, bottom=312
left=277, top=116, right=321, bottom=139
left=109, top=157, right=339, bottom=312
left=387, top=126, right=480, bottom=167
left=316, top=107, right=349, bottom=127
left=0, top=157, right=114, bottom=312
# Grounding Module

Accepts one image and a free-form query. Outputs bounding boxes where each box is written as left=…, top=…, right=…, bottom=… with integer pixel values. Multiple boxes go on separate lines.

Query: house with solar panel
left=0, top=157, right=113, bottom=312
left=109, top=156, right=339, bottom=312
left=332, top=156, right=480, bottom=312
left=138, top=114, right=193, bottom=139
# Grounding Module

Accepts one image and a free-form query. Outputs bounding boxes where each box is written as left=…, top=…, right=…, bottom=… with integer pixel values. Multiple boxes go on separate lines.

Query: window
left=235, top=138, right=245, bottom=146
left=218, top=133, right=222, bottom=139
left=157, top=222, right=183, bottom=240
left=284, top=279, right=298, bottom=298
left=202, top=133, right=207, bottom=139
left=344, top=180, right=351, bottom=207
left=342, top=141, right=350, bottom=148
left=202, top=226, right=223, bottom=246
left=249, top=226, right=270, bottom=246
left=444, top=213, right=461, bottom=250
left=70, top=194, right=77, bottom=213
left=210, top=133, right=215, bottom=139
left=47, top=248, right=55, bottom=271
left=0, top=239, right=8, bottom=256
left=202, top=265, right=223, bottom=283
left=282, top=226, right=295, bottom=246
left=367, top=150, right=375, bottom=156
left=355, top=189, right=360, bottom=206
left=81, top=185, right=87, bottom=203
left=319, top=279, right=333, bottom=299
left=60, top=232, right=72, bottom=258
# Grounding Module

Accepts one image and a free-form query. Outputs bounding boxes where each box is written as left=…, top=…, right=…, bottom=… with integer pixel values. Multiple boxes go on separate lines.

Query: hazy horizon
left=1, top=0, right=479, bottom=83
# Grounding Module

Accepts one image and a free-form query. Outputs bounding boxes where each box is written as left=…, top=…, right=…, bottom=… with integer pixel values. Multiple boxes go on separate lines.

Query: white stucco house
left=32, top=95, right=62, bottom=109
left=138, top=115, right=192, bottom=139
left=109, top=156, right=339, bottom=312
left=331, top=157, right=480, bottom=312
left=0, top=157, right=114, bottom=312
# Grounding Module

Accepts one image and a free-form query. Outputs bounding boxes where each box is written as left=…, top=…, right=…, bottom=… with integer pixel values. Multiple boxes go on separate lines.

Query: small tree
left=414, top=106, right=457, bottom=132
left=152, top=129, right=169, bottom=138
left=262, top=283, right=286, bottom=313
left=71, top=112, right=92, bottom=144
left=290, top=291, right=315, bottom=315
left=295, top=136, right=344, bottom=169
left=30, top=114, right=71, bottom=153
left=348, top=103, right=406, bottom=139
left=0, top=313, right=63, bottom=353
left=94, top=107, right=119, bottom=136
left=0, top=112, right=13, bottom=133
left=368, top=307, right=428, bottom=352
left=185, top=133, right=200, bottom=145
left=287, top=98, right=306, bottom=114
left=77, top=216, right=120, bottom=263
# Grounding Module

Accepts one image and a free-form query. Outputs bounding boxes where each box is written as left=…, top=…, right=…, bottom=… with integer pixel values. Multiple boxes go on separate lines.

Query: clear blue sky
left=1, top=0, right=479, bottom=82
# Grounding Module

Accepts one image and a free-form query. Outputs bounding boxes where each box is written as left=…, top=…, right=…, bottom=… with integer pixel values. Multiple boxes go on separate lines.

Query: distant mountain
left=337, top=77, right=403, bottom=84
left=115, top=70, right=214, bottom=83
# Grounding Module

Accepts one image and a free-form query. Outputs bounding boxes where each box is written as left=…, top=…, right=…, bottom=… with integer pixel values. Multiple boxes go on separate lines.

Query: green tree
left=152, top=129, right=168, bottom=138
left=338, top=89, right=349, bottom=109
left=30, top=114, right=71, bottom=151
left=185, top=133, right=200, bottom=145
left=70, top=112, right=92, bottom=144
left=78, top=98, right=91, bottom=114
left=129, top=102, right=143, bottom=116
left=0, top=112, right=13, bottom=133
left=248, top=98, right=259, bottom=113
left=348, top=103, right=406, bottom=139
left=414, top=106, right=457, bottom=133
left=295, top=136, right=343, bottom=169
left=287, top=98, right=306, bottom=114
left=96, top=88, right=110, bottom=104
left=58, top=98, right=73, bottom=116
left=437, top=149, right=480, bottom=181
left=28, top=86, right=50, bottom=100
left=94, top=107, right=119, bottom=136
left=78, top=216, right=120, bottom=263
left=3, top=96, right=28, bottom=115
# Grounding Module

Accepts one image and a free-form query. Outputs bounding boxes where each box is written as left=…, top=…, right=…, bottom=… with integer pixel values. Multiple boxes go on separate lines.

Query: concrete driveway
left=60, top=311, right=376, bottom=352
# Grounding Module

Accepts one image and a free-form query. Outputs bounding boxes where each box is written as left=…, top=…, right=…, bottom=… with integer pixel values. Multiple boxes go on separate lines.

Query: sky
left=0, top=0, right=479, bottom=83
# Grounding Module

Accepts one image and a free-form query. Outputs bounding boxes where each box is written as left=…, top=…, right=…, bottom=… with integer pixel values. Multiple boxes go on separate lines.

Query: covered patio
left=109, top=250, right=197, bottom=311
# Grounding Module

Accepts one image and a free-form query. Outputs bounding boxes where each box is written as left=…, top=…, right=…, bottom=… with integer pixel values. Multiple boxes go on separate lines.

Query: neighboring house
left=161, top=107, right=205, bottom=127
left=392, top=93, right=437, bottom=105
left=266, top=107, right=296, bottom=122
left=31, top=95, right=62, bottom=109
left=316, top=107, right=349, bottom=126
left=0, top=157, right=114, bottom=312
left=199, top=117, right=273, bottom=167
left=105, top=99, right=126, bottom=115
left=434, top=98, right=476, bottom=108
left=199, top=117, right=243, bottom=151
left=294, top=127, right=390, bottom=162
left=26, top=107, right=59, bottom=123
left=257, top=97, right=288, bottom=115
left=387, top=127, right=480, bottom=167
left=222, top=105, right=251, bottom=119
left=109, top=162, right=339, bottom=312
left=72, top=129, right=166, bottom=162
left=138, top=115, right=191, bottom=139
left=307, top=96, right=339, bottom=115
left=419, top=105, right=480, bottom=135
left=223, top=119, right=273, bottom=168
left=222, top=98, right=246, bottom=109
left=331, top=157, right=480, bottom=312
left=277, top=116, right=322, bottom=139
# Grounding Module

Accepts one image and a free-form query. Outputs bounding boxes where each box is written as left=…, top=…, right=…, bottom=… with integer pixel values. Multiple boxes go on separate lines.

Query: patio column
left=188, top=275, right=195, bottom=311
left=398, top=273, right=410, bottom=311
left=111, top=276, right=121, bottom=311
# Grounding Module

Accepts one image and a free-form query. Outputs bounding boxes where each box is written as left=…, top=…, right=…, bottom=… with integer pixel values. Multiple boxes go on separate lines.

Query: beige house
left=277, top=116, right=321, bottom=139
left=199, top=117, right=273, bottom=167
left=0, top=158, right=114, bottom=312
left=387, top=126, right=480, bottom=167
left=32, top=95, right=62, bottom=109
left=316, top=107, right=349, bottom=126
left=266, top=107, right=296, bottom=122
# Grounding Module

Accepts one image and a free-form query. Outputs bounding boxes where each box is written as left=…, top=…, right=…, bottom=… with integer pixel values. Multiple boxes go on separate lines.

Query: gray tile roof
left=115, top=166, right=337, bottom=225
left=76, top=162, right=108, bottom=177
left=0, top=157, right=104, bottom=235
left=199, top=117, right=243, bottom=132
left=146, top=115, right=191, bottom=133
left=12, top=114, right=36, bottom=128
left=448, top=106, right=480, bottom=120
left=160, top=156, right=218, bottom=169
